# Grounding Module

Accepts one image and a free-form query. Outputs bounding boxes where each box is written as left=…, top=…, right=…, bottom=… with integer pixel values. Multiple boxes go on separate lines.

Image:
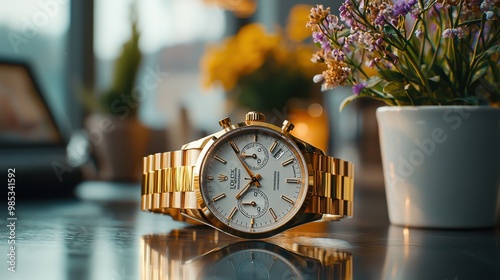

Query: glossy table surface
left=2, top=181, right=499, bottom=280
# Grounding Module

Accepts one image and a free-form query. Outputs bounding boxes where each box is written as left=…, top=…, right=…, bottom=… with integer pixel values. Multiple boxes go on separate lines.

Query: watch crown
left=218, top=117, right=232, bottom=129
left=245, top=111, right=266, bottom=122
left=282, top=120, right=295, bottom=133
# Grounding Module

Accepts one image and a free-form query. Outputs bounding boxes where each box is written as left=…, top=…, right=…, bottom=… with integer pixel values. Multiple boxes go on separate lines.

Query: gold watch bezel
left=192, top=120, right=316, bottom=239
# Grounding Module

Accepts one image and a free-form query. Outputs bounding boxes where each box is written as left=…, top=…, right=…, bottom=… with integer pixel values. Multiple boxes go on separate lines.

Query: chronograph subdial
left=237, top=258, right=269, bottom=279
left=237, top=188, right=269, bottom=219
left=241, top=142, right=269, bottom=170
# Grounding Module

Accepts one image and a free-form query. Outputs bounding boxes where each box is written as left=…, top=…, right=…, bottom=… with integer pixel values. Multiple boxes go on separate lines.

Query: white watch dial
left=200, top=126, right=307, bottom=235
left=205, top=248, right=301, bottom=279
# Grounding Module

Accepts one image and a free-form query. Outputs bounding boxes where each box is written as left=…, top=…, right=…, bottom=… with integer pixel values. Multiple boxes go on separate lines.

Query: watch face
left=199, top=125, right=308, bottom=237
left=203, top=247, right=302, bottom=280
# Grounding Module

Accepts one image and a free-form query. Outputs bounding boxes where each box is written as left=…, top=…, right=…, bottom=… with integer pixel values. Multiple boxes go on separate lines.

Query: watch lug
left=292, top=135, right=326, bottom=155
left=180, top=210, right=243, bottom=238
left=286, top=213, right=323, bottom=230
left=181, top=130, right=225, bottom=150
left=180, top=209, right=211, bottom=226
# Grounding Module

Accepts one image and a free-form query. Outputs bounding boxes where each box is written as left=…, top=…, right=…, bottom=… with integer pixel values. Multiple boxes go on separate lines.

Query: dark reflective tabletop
left=2, top=182, right=499, bottom=280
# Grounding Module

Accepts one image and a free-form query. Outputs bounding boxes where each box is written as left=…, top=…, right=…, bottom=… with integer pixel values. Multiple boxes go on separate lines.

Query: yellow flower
left=201, top=23, right=282, bottom=91
left=200, top=4, right=322, bottom=109
left=233, top=24, right=278, bottom=76
left=201, top=38, right=239, bottom=90
left=287, top=4, right=313, bottom=42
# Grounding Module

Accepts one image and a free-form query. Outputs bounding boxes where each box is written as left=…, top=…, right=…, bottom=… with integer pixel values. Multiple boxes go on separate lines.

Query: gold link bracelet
left=141, top=150, right=354, bottom=219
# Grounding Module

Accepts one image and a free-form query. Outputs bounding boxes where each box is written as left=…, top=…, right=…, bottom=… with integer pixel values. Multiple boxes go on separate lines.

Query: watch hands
left=241, top=201, right=257, bottom=206
left=232, top=145, right=261, bottom=187
left=235, top=174, right=261, bottom=199
left=241, top=153, right=257, bottom=159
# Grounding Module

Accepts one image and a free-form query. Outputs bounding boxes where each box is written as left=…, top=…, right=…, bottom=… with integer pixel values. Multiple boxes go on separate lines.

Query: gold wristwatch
left=141, top=111, right=354, bottom=238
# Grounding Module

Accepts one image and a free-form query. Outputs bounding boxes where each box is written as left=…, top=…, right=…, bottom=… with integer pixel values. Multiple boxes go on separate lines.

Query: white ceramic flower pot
left=376, top=106, right=500, bottom=228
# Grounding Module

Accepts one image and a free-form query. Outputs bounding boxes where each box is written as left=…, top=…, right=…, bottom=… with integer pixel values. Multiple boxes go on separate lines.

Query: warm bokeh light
left=202, top=0, right=257, bottom=18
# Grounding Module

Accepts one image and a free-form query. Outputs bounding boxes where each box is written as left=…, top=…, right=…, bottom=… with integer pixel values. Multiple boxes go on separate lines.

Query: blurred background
left=0, top=0, right=384, bottom=199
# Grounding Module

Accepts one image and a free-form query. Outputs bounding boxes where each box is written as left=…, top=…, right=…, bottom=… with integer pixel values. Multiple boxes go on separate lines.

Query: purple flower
left=368, top=59, right=376, bottom=68
left=331, top=48, right=345, bottom=61
left=326, top=14, right=344, bottom=31
left=353, top=82, right=367, bottom=95
left=442, top=27, right=465, bottom=39
left=357, top=32, right=383, bottom=52
left=442, top=29, right=453, bottom=38
left=313, top=31, right=332, bottom=52
left=312, top=31, right=332, bottom=52
left=388, top=53, right=399, bottom=64
left=339, top=1, right=355, bottom=27
left=375, top=14, right=386, bottom=27
left=393, top=0, right=418, bottom=17
left=347, top=32, right=359, bottom=44
left=312, top=31, right=324, bottom=42
left=367, top=58, right=382, bottom=68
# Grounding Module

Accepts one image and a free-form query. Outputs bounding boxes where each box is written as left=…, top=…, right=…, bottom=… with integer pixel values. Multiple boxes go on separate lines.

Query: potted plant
left=83, top=11, right=148, bottom=182
left=307, top=1, right=500, bottom=228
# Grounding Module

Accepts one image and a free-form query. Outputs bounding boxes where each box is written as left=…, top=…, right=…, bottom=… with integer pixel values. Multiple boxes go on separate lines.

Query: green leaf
left=383, top=81, right=405, bottom=96
left=429, top=75, right=440, bottom=82
left=484, top=45, right=500, bottom=57
left=405, top=84, right=421, bottom=99
left=365, top=76, right=382, bottom=88
left=456, top=18, right=482, bottom=28
left=413, top=96, right=435, bottom=105
left=394, top=98, right=413, bottom=106
left=339, top=94, right=360, bottom=112
left=446, top=96, right=480, bottom=105
left=379, top=70, right=405, bottom=81
left=427, top=75, right=442, bottom=92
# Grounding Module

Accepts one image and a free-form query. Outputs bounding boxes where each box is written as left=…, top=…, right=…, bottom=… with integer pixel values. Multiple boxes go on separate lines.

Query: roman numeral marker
left=250, top=218, right=254, bottom=228
left=254, top=134, right=258, bottom=142
left=212, top=193, right=226, bottom=202
left=281, top=158, right=294, bottom=166
left=281, top=195, right=295, bottom=205
left=214, top=154, right=227, bottom=164
left=286, top=178, right=300, bottom=184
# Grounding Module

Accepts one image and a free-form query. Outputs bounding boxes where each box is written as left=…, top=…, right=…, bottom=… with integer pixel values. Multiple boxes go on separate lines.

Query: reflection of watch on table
left=140, top=228, right=353, bottom=280
left=141, top=112, right=354, bottom=238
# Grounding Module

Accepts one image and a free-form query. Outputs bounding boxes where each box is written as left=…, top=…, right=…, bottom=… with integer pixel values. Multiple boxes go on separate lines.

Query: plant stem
left=467, top=14, right=487, bottom=97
